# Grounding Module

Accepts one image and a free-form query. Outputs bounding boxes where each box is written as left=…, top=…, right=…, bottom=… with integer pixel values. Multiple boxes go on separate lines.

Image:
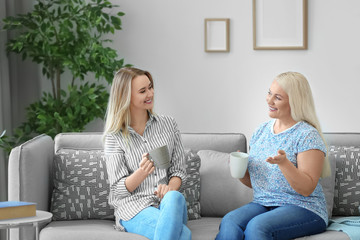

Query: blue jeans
left=215, top=202, right=326, bottom=240
left=121, top=191, right=191, bottom=240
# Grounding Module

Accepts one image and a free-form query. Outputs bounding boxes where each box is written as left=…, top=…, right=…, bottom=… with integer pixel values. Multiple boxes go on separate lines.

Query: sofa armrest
left=8, top=134, right=54, bottom=210
left=8, top=134, right=54, bottom=240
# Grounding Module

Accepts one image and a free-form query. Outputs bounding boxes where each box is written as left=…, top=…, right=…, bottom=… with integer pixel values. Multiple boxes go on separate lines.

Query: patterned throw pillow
left=330, top=146, right=360, bottom=216
left=50, top=149, right=114, bottom=220
left=181, top=149, right=201, bottom=220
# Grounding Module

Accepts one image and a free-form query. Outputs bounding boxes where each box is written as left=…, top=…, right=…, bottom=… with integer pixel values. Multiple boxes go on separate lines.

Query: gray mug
left=148, top=145, right=170, bottom=169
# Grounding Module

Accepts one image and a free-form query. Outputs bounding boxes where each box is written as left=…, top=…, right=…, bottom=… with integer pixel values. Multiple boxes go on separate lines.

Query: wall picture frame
left=204, top=18, right=230, bottom=52
left=253, top=0, right=308, bottom=50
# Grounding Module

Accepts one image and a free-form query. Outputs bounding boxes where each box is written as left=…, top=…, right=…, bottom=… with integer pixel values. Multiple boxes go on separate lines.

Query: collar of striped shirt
left=127, top=111, right=157, bottom=134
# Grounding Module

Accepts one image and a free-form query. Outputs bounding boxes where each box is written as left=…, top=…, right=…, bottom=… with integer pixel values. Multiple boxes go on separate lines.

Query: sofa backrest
left=324, top=132, right=360, bottom=146
left=54, top=132, right=248, bottom=153
left=54, top=132, right=103, bottom=152
left=181, top=133, right=247, bottom=153
left=54, top=132, right=248, bottom=218
left=54, top=132, right=360, bottom=156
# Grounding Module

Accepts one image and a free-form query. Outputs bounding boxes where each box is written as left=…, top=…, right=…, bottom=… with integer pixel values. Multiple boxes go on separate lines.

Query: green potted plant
left=1, top=0, right=130, bottom=155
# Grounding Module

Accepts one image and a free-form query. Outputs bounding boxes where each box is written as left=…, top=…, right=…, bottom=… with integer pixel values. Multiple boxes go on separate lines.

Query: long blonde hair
left=103, top=67, right=154, bottom=137
left=276, top=72, right=330, bottom=178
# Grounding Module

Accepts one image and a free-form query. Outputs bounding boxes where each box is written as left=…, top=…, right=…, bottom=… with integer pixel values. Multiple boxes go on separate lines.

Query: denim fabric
left=121, top=191, right=191, bottom=240
left=215, top=202, right=326, bottom=240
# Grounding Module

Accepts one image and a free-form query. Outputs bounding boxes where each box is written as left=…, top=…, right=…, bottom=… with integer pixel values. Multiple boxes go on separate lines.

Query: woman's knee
left=244, top=216, right=272, bottom=239
left=216, top=215, right=244, bottom=240
left=221, top=209, right=247, bottom=228
left=220, top=212, right=245, bottom=232
left=220, top=213, right=241, bottom=230
left=164, top=190, right=185, bottom=205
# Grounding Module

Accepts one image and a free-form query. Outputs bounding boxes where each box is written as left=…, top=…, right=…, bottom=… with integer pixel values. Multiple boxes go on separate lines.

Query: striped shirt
left=104, top=113, right=187, bottom=231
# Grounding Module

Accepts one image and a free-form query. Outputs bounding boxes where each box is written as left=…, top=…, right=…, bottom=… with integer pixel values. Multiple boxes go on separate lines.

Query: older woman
left=216, top=72, right=330, bottom=240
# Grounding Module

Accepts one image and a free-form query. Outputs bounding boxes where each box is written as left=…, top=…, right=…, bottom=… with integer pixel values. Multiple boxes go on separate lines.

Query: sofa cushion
left=330, top=146, right=360, bottom=216
left=197, top=150, right=253, bottom=217
left=51, top=148, right=202, bottom=220
left=50, top=149, right=114, bottom=220
left=182, top=149, right=201, bottom=220
left=187, top=217, right=221, bottom=240
left=40, top=220, right=148, bottom=240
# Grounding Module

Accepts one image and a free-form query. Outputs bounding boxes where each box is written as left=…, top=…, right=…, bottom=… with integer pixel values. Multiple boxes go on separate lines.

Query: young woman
left=103, top=67, right=191, bottom=240
left=216, top=72, right=331, bottom=240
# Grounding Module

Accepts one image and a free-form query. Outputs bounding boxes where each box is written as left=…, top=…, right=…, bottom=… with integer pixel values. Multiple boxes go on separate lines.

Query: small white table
left=0, top=210, right=52, bottom=240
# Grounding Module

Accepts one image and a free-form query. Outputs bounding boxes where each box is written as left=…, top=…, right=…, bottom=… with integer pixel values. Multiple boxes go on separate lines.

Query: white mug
left=229, top=152, right=249, bottom=178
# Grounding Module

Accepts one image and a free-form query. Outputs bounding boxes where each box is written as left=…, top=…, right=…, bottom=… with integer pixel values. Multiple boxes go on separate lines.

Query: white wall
left=106, top=0, right=360, bottom=141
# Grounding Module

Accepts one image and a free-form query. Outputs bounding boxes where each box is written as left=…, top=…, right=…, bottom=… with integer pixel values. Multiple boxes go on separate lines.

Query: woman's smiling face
left=266, top=80, right=292, bottom=120
left=130, top=74, right=154, bottom=112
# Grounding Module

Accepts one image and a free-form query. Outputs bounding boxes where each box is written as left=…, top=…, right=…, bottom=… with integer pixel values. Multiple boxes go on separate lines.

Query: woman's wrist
left=168, top=176, right=182, bottom=191
left=136, top=167, right=151, bottom=179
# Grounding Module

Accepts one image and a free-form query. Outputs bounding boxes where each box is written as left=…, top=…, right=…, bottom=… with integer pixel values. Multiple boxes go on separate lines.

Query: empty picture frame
left=205, top=18, right=230, bottom=52
left=253, top=0, right=308, bottom=50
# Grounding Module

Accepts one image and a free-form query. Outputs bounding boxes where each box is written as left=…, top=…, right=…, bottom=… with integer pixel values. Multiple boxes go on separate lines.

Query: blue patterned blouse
left=248, top=119, right=328, bottom=225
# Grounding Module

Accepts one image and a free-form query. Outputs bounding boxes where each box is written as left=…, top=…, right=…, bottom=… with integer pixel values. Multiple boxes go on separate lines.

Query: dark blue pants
left=216, top=202, right=326, bottom=240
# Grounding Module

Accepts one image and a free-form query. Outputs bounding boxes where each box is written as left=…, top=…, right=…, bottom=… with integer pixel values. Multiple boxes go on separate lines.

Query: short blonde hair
left=104, top=67, right=154, bottom=137
left=276, top=72, right=330, bottom=178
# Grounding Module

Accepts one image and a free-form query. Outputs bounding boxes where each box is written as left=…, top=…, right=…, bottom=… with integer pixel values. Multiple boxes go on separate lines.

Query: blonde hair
left=103, top=67, right=154, bottom=137
left=275, top=72, right=330, bottom=178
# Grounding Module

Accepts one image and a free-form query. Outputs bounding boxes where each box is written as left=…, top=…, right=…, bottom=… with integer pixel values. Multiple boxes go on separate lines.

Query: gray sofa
left=8, top=132, right=359, bottom=240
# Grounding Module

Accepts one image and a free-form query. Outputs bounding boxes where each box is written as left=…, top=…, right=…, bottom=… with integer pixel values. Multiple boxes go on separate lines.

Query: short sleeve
left=296, top=129, right=326, bottom=156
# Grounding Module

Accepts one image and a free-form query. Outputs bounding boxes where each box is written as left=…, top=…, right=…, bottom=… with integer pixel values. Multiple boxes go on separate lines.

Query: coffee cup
left=229, top=152, right=249, bottom=178
left=148, top=145, right=171, bottom=169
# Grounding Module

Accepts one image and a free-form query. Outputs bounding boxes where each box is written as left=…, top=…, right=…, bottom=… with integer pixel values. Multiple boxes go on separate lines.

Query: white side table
left=0, top=210, right=52, bottom=240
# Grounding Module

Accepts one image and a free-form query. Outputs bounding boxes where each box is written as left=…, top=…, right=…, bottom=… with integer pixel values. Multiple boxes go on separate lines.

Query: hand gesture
left=139, top=153, right=155, bottom=176
left=266, top=150, right=288, bottom=166
left=154, top=184, right=172, bottom=200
